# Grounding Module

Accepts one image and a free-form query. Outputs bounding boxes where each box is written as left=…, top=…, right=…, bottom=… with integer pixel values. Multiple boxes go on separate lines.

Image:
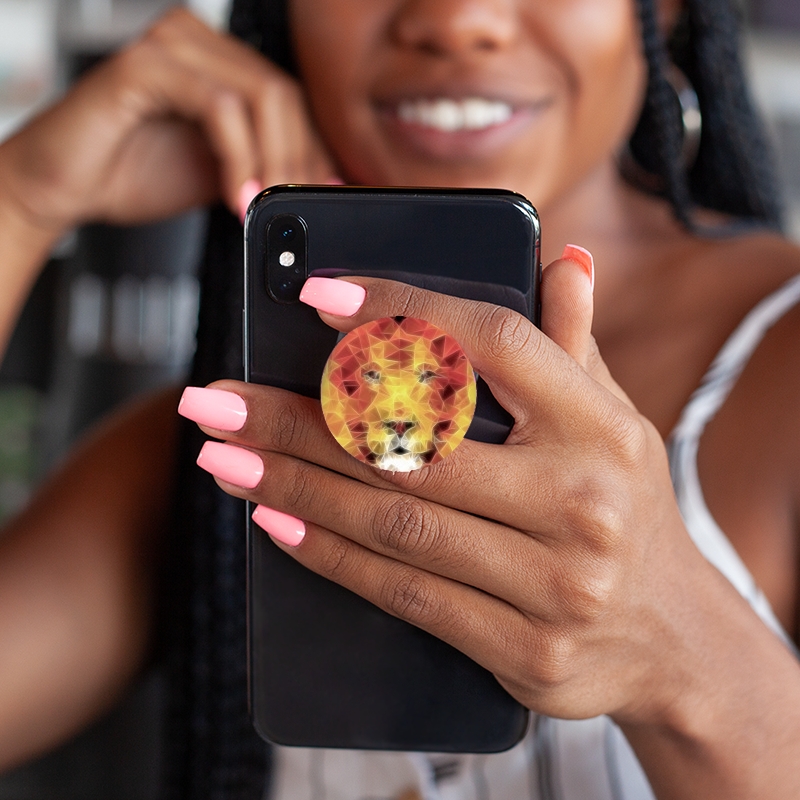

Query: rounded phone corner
left=250, top=709, right=282, bottom=747
left=493, top=708, right=531, bottom=754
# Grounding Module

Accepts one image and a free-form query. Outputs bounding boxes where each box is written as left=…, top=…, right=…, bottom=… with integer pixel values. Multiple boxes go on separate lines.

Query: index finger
left=300, top=275, right=599, bottom=431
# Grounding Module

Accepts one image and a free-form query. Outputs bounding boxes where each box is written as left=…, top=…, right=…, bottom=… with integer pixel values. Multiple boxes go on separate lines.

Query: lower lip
left=378, top=105, right=544, bottom=161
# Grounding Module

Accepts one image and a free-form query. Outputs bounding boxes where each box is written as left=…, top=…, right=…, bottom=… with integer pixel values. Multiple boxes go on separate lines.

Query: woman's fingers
left=110, top=43, right=258, bottom=213
left=262, top=520, right=619, bottom=720
left=303, top=274, right=629, bottom=438
left=540, top=249, right=635, bottom=407
left=204, top=443, right=562, bottom=614
left=0, top=7, right=336, bottom=231
left=540, top=246, right=594, bottom=367
left=271, top=522, right=537, bottom=691
left=142, top=9, right=336, bottom=191
left=179, top=381, right=630, bottom=544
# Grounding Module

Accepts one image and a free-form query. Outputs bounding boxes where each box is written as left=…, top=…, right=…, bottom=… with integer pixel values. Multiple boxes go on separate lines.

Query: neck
left=541, top=161, right=693, bottom=356
left=539, top=159, right=686, bottom=268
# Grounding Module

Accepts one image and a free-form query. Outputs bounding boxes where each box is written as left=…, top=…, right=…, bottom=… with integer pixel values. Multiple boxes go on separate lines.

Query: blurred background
left=0, top=0, right=797, bottom=796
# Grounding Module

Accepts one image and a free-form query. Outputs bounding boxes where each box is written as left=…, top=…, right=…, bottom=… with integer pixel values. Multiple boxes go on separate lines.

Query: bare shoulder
left=700, top=229, right=800, bottom=453
left=682, top=229, right=800, bottom=368
left=700, top=228, right=800, bottom=297
left=696, top=230, right=800, bottom=633
left=716, top=230, right=800, bottom=382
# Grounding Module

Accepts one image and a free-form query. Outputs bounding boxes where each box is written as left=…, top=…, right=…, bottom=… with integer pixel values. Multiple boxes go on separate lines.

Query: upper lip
left=373, top=77, right=553, bottom=114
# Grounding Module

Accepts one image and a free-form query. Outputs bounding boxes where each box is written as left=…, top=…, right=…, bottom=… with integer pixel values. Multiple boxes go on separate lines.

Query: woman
left=0, top=0, right=798, bottom=797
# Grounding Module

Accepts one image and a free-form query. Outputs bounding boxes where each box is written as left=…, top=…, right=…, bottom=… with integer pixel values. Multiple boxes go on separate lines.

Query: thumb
left=541, top=245, right=635, bottom=408
left=541, top=244, right=595, bottom=366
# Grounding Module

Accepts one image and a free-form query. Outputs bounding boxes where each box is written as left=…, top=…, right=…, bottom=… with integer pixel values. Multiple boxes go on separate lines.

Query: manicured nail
left=238, top=178, right=262, bottom=223
left=178, top=387, right=247, bottom=431
left=197, top=441, right=263, bottom=488
left=325, top=176, right=345, bottom=185
left=561, top=244, right=595, bottom=293
left=299, top=277, right=366, bottom=316
left=252, top=505, right=306, bottom=547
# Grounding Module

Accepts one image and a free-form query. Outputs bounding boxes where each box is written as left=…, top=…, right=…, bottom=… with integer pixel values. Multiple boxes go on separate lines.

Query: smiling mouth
left=379, top=93, right=548, bottom=161
left=396, top=97, right=513, bottom=132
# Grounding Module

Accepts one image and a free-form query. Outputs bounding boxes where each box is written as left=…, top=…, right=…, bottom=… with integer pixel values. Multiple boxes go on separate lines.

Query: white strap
left=668, top=273, right=800, bottom=646
left=671, top=273, right=800, bottom=442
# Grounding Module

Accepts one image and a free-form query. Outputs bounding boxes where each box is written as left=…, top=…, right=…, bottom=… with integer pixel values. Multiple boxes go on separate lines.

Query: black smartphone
left=244, top=185, right=540, bottom=753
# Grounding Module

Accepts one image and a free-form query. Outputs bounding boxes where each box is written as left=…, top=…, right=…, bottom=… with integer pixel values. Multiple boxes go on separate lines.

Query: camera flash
left=279, top=251, right=295, bottom=267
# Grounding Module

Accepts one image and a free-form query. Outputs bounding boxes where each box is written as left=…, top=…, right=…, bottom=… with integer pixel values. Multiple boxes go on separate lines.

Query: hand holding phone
left=200, top=202, right=676, bottom=759
left=244, top=186, right=540, bottom=751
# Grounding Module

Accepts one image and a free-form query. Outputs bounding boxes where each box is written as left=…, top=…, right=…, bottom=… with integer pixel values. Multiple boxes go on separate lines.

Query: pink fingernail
left=197, top=441, right=263, bottom=488
left=325, top=176, right=345, bottom=185
left=561, top=244, right=595, bottom=293
left=179, top=387, right=247, bottom=431
left=238, top=179, right=262, bottom=223
left=299, top=277, right=366, bottom=317
left=252, top=505, right=306, bottom=547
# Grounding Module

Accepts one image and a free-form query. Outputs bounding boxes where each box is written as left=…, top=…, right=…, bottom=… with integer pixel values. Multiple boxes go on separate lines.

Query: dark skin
left=0, top=388, right=179, bottom=768
left=0, top=0, right=798, bottom=796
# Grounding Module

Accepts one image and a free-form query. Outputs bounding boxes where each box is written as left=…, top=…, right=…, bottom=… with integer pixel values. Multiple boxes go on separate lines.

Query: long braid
left=631, top=0, right=783, bottom=229
left=681, top=0, right=783, bottom=225
left=230, top=0, right=295, bottom=73
left=163, top=208, right=269, bottom=800
left=630, top=0, right=696, bottom=227
left=161, top=5, right=295, bottom=798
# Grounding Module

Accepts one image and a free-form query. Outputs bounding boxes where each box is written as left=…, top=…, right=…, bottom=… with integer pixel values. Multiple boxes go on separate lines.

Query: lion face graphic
left=321, top=317, right=477, bottom=471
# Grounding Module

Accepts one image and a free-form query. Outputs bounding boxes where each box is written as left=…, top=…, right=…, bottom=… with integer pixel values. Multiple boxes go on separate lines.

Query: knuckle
left=282, top=460, right=316, bottom=514
left=105, top=46, right=159, bottom=115
left=602, top=405, right=649, bottom=472
left=561, top=477, right=628, bottom=553
left=480, top=305, right=539, bottom=364
left=316, top=535, right=351, bottom=582
left=383, top=570, right=442, bottom=626
left=560, top=557, right=619, bottom=623
left=374, top=495, right=439, bottom=558
left=162, top=7, right=199, bottom=32
left=143, top=9, right=185, bottom=45
left=112, top=39, right=150, bottom=80
left=386, top=457, right=448, bottom=494
left=209, top=88, right=240, bottom=115
left=531, top=630, right=576, bottom=688
left=270, top=400, right=308, bottom=452
left=385, top=280, right=422, bottom=319
left=486, top=617, right=537, bottom=682
left=254, top=70, right=299, bottom=112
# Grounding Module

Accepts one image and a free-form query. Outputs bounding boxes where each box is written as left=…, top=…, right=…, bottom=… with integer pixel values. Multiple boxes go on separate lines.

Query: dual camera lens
left=266, top=214, right=307, bottom=303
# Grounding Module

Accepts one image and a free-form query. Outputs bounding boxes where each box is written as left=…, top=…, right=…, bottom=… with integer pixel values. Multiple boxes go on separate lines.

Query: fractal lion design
left=321, top=316, right=477, bottom=471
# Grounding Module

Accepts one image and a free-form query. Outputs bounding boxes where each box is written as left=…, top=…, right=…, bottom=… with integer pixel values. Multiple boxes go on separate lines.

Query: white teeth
left=397, top=98, right=513, bottom=132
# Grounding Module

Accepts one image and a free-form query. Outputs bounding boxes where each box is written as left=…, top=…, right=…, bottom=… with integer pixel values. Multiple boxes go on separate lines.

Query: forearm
left=0, top=164, right=64, bottom=356
left=618, top=558, right=800, bottom=799
left=0, top=388, right=179, bottom=771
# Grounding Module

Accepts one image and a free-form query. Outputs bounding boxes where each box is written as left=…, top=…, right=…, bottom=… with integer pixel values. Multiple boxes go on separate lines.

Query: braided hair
left=632, top=0, right=783, bottom=229
left=161, top=2, right=783, bottom=798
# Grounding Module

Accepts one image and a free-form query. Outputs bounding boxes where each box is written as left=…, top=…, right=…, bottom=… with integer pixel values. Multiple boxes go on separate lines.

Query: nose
left=391, top=0, right=518, bottom=57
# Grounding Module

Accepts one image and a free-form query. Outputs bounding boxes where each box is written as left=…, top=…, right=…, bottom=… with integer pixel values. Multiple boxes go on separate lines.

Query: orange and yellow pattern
left=321, top=317, right=477, bottom=471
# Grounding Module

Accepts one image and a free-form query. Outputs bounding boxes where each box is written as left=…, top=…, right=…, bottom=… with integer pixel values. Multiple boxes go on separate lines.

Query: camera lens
left=267, top=214, right=307, bottom=303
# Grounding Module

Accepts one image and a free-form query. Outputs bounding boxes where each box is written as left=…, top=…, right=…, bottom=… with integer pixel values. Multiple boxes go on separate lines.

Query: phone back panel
left=245, top=187, right=539, bottom=752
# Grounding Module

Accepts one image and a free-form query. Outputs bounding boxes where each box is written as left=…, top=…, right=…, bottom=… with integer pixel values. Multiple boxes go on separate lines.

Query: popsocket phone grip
left=321, top=316, right=477, bottom=472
